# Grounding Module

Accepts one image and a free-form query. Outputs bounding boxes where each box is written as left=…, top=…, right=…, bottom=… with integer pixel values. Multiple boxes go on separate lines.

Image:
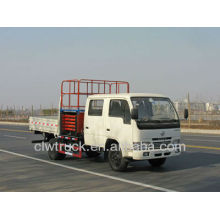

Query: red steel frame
left=60, top=79, right=130, bottom=111
left=58, top=143, right=82, bottom=158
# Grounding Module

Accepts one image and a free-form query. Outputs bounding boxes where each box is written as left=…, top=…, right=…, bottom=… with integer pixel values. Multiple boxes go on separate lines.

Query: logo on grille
left=160, top=131, right=165, bottom=136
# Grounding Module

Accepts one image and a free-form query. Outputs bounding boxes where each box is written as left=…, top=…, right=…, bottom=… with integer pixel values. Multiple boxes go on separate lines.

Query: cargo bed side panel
left=29, top=116, right=59, bottom=135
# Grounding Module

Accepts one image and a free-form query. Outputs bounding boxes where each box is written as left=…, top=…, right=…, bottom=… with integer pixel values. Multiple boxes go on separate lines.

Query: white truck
left=29, top=79, right=184, bottom=171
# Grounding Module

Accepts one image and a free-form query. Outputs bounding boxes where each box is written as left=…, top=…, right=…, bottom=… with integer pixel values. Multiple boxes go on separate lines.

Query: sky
left=0, top=27, right=220, bottom=109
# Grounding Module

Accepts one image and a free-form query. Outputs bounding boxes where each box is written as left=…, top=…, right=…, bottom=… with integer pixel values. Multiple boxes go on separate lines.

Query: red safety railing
left=60, top=79, right=130, bottom=111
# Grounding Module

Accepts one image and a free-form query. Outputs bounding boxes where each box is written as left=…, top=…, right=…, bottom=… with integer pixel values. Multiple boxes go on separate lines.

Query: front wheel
left=148, top=158, right=166, bottom=167
left=108, top=144, right=128, bottom=171
left=48, top=138, right=66, bottom=160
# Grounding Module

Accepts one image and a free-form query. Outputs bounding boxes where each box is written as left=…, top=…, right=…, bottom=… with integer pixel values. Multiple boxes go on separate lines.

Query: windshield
left=131, top=97, right=179, bottom=122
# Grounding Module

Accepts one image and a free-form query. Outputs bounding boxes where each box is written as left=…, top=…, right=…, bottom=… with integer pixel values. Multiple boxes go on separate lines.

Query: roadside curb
left=181, top=128, right=220, bottom=135
left=0, top=121, right=28, bottom=126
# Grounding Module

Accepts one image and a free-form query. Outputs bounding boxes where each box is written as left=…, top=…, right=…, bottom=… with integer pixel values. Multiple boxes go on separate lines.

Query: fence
left=1, top=105, right=220, bottom=129
left=0, top=106, right=58, bottom=122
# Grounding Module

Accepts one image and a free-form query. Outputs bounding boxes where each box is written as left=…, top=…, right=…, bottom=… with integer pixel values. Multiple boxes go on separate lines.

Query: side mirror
left=184, top=109, right=188, bottom=120
left=131, top=108, right=138, bottom=120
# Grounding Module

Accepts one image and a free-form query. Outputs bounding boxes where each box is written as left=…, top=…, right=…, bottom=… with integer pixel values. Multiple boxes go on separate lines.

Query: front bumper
left=127, top=148, right=181, bottom=160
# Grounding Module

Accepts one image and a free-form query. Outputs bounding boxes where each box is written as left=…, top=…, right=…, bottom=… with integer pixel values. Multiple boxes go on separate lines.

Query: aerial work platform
left=60, top=79, right=130, bottom=112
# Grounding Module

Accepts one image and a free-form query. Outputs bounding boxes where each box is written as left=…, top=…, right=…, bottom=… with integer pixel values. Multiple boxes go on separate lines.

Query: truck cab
left=84, top=93, right=181, bottom=170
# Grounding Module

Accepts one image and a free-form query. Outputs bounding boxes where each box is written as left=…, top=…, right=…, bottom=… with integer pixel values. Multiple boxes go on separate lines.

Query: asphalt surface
left=0, top=124, right=220, bottom=192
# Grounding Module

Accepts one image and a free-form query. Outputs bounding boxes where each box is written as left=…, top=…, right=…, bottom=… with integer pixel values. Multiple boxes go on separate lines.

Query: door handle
left=86, top=126, right=89, bottom=129
left=106, top=128, right=110, bottom=131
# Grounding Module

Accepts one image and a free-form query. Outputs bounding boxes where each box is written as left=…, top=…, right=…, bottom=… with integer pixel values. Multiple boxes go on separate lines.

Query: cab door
left=105, top=99, right=133, bottom=155
left=84, top=99, right=105, bottom=147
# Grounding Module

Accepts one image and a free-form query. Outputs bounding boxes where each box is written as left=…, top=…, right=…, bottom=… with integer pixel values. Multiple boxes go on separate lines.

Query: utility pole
left=187, top=92, right=191, bottom=128
left=14, top=105, right=16, bottom=120
left=32, top=105, right=34, bottom=116
left=0, top=105, right=3, bottom=120
left=22, top=106, right=24, bottom=119
left=40, top=105, right=42, bottom=116
left=6, top=106, right=8, bottom=120
left=51, top=104, right=53, bottom=116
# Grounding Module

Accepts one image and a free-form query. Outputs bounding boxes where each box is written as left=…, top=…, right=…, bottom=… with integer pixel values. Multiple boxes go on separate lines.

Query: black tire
left=48, top=138, right=66, bottom=160
left=108, top=144, right=128, bottom=171
left=44, top=133, right=54, bottom=142
left=85, top=149, right=100, bottom=158
left=148, top=158, right=166, bottom=167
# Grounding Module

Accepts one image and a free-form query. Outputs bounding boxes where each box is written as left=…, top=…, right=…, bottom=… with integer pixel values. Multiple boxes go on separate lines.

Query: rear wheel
left=148, top=158, right=166, bottom=167
left=108, top=144, right=128, bottom=171
left=44, top=133, right=54, bottom=142
left=85, top=149, right=100, bottom=158
left=48, top=138, right=66, bottom=160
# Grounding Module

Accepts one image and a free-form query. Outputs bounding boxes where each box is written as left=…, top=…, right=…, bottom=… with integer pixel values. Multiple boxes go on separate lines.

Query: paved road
left=0, top=124, right=220, bottom=192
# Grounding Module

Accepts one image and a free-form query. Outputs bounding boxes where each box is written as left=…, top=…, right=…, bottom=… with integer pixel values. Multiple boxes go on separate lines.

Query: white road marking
left=182, top=134, right=220, bottom=138
left=183, top=138, right=220, bottom=143
left=0, top=148, right=175, bottom=192
left=3, top=135, right=26, bottom=140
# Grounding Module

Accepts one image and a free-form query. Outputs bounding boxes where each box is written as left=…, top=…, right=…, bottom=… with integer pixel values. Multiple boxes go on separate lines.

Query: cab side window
left=109, top=99, right=131, bottom=124
left=88, top=100, right=104, bottom=116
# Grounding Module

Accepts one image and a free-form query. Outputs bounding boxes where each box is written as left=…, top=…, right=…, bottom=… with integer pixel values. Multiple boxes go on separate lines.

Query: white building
left=206, top=103, right=219, bottom=112
left=174, top=101, right=206, bottom=113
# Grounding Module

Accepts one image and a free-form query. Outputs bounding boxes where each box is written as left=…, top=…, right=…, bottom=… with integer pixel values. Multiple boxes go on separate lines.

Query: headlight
left=172, top=139, right=180, bottom=144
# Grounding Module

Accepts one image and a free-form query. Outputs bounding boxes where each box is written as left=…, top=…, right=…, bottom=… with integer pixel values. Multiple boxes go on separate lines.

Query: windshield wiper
left=162, top=119, right=178, bottom=122
left=138, top=119, right=162, bottom=123
left=157, top=118, right=179, bottom=122
left=138, top=119, right=178, bottom=123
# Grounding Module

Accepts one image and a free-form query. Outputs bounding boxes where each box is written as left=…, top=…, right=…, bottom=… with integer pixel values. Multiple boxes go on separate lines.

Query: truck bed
left=29, top=116, right=59, bottom=135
